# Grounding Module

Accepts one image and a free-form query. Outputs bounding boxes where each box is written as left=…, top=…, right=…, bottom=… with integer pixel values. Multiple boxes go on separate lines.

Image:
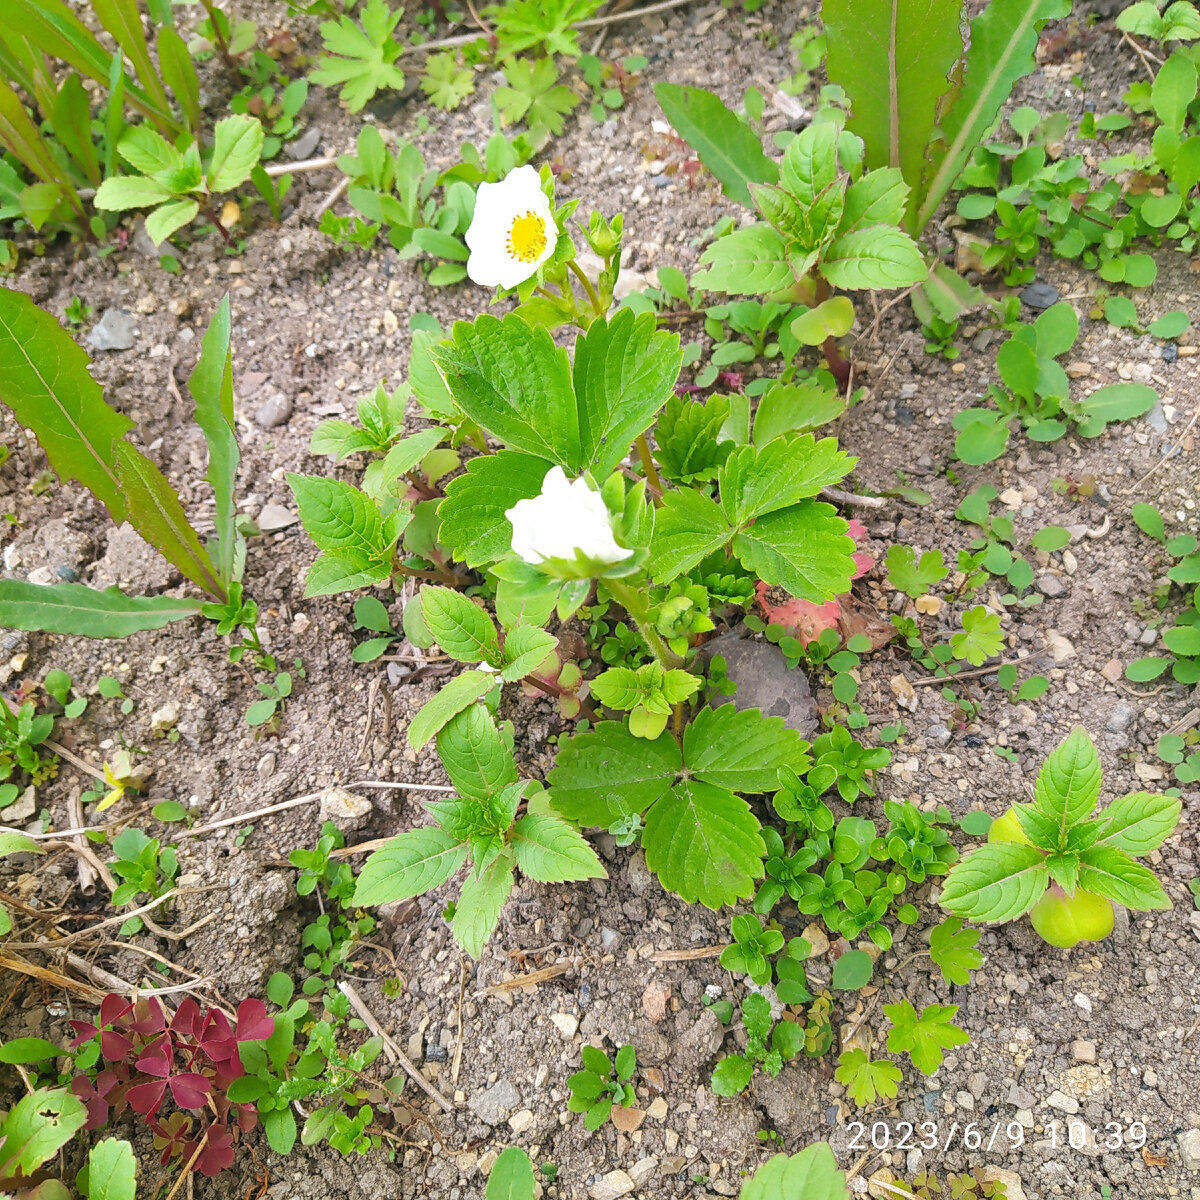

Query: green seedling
left=567, top=1044, right=637, bottom=1131
left=246, top=671, right=292, bottom=728
left=710, top=993, right=804, bottom=1095
left=940, top=726, right=1182, bottom=946
left=43, top=668, right=87, bottom=719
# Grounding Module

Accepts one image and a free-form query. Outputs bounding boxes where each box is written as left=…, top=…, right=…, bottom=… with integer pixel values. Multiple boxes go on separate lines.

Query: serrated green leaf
left=822, top=225, right=927, bottom=289
left=548, top=721, right=680, bottom=827
left=438, top=451, right=553, bottom=568
left=303, top=550, right=391, bottom=597
left=434, top=315, right=580, bottom=470
left=647, top=488, right=732, bottom=583
left=684, top=705, right=809, bottom=793
left=0, top=286, right=133, bottom=523
left=420, top=586, right=500, bottom=665
left=311, top=0, right=405, bottom=114
left=354, top=827, right=468, bottom=905
left=1076, top=845, right=1171, bottom=910
left=642, top=780, right=764, bottom=908
left=93, top=174, right=176, bottom=211
left=573, top=309, right=681, bottom=479
left=81, top=1137, right=137, bottom=1200
left=884, top=1000, right=969, bottom=1075
left=499, top=625, right=557, bottom=682
left=938, top=841, right=1049, bottom=922
left=512, top=813, right=606, bottom=883
left=753, top=382, right=846, bottom=444
left=435, top=704, right=517, bottom=801
left=710, top=1052, right=755, bottom=1096
left=835, top=1048, right=902, bottom=1107
left=691, top=224, right=793, bottom=295
left=453, top=849, right=514, bottom=958
left=408, top=670, right=494, bottom=751
left=719, top=434, right=855, bottom=524
left=1035, top=725, right=1102, bottom=837
left=2, top=1086, right=87, bottom=1175
left=112, top=438, right=223, bottom=599
left=287, top=474, right=392, bottom=557
left=732, top=501, right=856, bottom=604
left=0, top=580, right=201, bottom=637
left=928, top=916, right=983, bottom=986
left=839, top=167, right=909, bottom=233
left=1092, top=791, right=1181, bottom=856
left=886, top=544, right=948, bottom=598
left=421, top=51, right=475, bottom=111
left=654, top=83, right=778, bottom=208
left=207, top=114, right=264, bottom=192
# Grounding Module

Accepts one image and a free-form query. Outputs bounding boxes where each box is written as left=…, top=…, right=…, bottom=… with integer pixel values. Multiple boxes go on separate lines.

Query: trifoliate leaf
left=654, top=394, right=733, bottom=484
left=648, top=489, right=733, bottom=583
left=731, top=501, right=857, bottom=604
left=718, top=434, right=856, bottom=524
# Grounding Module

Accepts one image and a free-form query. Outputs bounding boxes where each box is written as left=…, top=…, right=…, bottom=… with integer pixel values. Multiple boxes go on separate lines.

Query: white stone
left=589, top=1170, right=635, bottom=1200
left=550, top=1012, right=579, bottom=1039
left=1179, top=1128, right=1200, bottom=1171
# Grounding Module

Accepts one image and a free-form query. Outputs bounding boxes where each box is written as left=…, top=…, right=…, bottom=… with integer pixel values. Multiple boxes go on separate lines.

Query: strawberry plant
left=939, top=727, right=1182, bottom=946
left=68, top=994, right=273, bottom=1180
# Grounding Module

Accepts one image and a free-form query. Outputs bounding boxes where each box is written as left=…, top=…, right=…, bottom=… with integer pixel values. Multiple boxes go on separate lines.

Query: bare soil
left=1, top=3, right=1198, bottom=1199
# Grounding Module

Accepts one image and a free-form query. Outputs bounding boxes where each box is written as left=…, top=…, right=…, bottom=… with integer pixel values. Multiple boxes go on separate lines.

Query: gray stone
left=1007, top=1083, right=1036, bottom=1110
left=88, top=309, right=136, bottom=351
left=1145, top=399, right=1169, bottom=435
left=285, top=125, right=322, bottom=160
left=1035, top=574, right=1066, bottom=598
left=467, top=1079, right=520, bottom=1126
left=1106, top=701, right=1136, bottom=733
left=1019, top=281, right=1059, bottom=310
left=699, top=634, right=818, bottom=737
left=1179, top=1128, right=1200, bottom=1171
left=254, top=392, right=292, bottom=428
left=257, top=504, right=298, bottom=532
left=924, top=723, right=952, bottom=748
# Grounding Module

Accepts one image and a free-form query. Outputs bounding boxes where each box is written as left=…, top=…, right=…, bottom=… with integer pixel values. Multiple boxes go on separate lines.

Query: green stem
left=605, top=577, right=682, bottom=671
left=634, top=434, right=663, bottom=502
left=567, top=259, right=604, bottom=319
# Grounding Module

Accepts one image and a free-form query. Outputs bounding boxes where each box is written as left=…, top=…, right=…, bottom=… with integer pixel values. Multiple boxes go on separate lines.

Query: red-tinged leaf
left=126, top=1078, right=167, bottom=1115
left=195, top=1125, right=235, bottom=1177
left=100, top=1028, right=134, bottom=1062
left=68, top=1019, right=100, bottom=1048
left=236, top=1104, right=258, bottom=1133
left=128, top=997, right=167, bottom=1035
left=198, top=1009, right=237, bottom=1061
left=100, top=994, right=133, bottom=1027
left=170, top=998, right=201, bottom=1038
left=234, top=997, right=273, bottom=1042
left=135, top=1040, right=172, bottom=1078
left=72, top=1071, right=113, bottom=1130
left=169, top=1071, right=212, bottom=1110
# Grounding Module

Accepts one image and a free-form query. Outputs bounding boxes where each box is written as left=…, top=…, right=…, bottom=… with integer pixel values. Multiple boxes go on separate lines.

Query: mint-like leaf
left=353, top=828, right=468, bottom=905
left=435, top=704, right=518, bottom=801
left=1034, top=724, right=1102, bottom=838
left=512, top=813, right=605, bottom=883
left=1076, top=845, right=1170, bottom=910
left=421, top=586, right=501, bottom=665
left=1092, top=791, right=1181, bottom=856
left=938, top=842, right=1049, bottom=923
left=453, top=850, right=515, bottom=958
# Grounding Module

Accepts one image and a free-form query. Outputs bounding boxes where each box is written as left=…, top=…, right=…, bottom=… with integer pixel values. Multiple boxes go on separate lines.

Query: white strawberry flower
left=465, top=165, right=556, bottom=290
left=505, top=467, right=632, bottom=571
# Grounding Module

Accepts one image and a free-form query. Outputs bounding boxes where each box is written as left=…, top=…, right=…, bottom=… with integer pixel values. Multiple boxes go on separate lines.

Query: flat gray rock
left=698, top=634, right=818, bottom=737
left=88, top=308, right=136, bottom=351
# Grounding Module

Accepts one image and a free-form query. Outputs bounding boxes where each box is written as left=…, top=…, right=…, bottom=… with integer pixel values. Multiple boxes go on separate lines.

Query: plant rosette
left=939, top=726, right=1181, bottom=947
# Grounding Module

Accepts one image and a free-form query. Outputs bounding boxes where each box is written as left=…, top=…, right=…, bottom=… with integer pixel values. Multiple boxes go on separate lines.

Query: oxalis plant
left=0, top=291, right=276, bottom=716
left=335, top=165, right=861, bottom=952
left=940, top=727, right=1181, bottom=947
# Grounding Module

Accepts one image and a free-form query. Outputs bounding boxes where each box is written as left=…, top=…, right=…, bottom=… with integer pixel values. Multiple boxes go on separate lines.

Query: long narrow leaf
left=187, top=296, right=239, bottom=588
left=0, top=287, right=131, bottom=521
left=823, top=0, right=964, bottom=228
left=8, top=0, right=112, bottom=88
left=913, top=0, right=1070, bottom=236
left=654, top=83, right=777, bottom=208
left=51, top=73, right=101, bottom=186
left=0, top=79, right=80, bottom=211
left=112, top=441, right=225, bottom=600
left=157, top=25, right=200, bottom=133
left=0, top=580, right=201, bottom=637
left=91, top=0, right=170, bottom=116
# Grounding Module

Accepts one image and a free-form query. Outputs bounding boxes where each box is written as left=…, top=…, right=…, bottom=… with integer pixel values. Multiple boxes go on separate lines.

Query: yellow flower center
left=507, top=210, right=548, bottom=263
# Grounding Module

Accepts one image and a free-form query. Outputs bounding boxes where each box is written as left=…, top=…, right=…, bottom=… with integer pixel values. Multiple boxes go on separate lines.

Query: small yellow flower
left=465, top=165, right=555, bottom=290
